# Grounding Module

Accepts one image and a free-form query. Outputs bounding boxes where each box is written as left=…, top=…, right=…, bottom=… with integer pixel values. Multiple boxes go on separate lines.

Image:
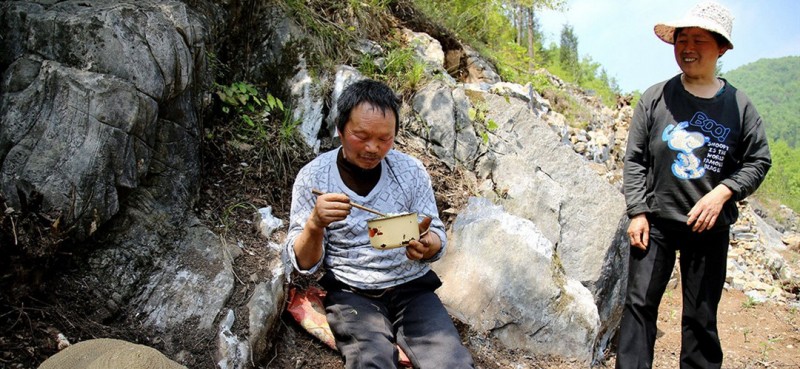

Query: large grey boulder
left=242, top=2, right=305, bottom=82
left=435, top=198, right=600, bottom=362
left=480, top=92, right=628, bottom=290
left=400, top=27, right=456, bottom=85
left=84, top=207, right=241, bottom=358
left=216, top=255, right=285, bottom=369
left=432, top=88, right=629, bottom=363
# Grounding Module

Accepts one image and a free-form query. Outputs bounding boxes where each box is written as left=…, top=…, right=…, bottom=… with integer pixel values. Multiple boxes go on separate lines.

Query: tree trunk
left=515, top=5, right=524, bottom=45
left=526, top=7, right=535, bottom=70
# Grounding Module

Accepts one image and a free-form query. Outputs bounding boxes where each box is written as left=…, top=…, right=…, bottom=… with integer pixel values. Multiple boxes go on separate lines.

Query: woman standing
left=616, top=2, right=771, bottom=368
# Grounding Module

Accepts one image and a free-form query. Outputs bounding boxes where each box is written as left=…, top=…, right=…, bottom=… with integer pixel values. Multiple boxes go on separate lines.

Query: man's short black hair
left=336, top=79, right=401, bottom=135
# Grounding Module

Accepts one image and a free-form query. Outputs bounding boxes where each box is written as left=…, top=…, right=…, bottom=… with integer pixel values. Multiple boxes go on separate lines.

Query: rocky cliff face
left=1, top=2, right=283, bottom=368
left=1, top=1, right=797, bottom=369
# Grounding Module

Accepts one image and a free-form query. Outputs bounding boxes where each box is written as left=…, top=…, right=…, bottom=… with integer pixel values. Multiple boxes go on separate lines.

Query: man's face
left=339, top=102, right=396, bottom=170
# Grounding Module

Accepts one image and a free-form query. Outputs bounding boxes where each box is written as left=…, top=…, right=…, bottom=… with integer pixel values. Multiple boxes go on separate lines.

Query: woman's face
left=339, top=102, right=396, bottom=170
left=673, top=27, right=729, bottom=79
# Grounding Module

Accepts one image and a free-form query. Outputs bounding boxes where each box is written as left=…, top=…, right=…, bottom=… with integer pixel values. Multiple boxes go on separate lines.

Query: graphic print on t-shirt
left=662, top=120, right=710, bottom=180
left=662, top=112, right=731, bottom=179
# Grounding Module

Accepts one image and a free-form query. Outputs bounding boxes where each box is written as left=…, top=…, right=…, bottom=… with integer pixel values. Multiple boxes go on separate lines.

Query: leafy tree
left=412, top=0, right=513, bottom=45
left=505, top=0, right=565, bottom=70
left=559, top=24, right=579, bottom=80
left=577, top=56, right=620, bottom=106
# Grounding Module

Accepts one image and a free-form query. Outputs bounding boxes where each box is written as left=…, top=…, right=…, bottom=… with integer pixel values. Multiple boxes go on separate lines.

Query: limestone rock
left=435, top=198, right=600, bottom=363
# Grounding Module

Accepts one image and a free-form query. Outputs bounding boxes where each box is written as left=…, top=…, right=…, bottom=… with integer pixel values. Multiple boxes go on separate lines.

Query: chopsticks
left=311, top=189, right=387, bottom=217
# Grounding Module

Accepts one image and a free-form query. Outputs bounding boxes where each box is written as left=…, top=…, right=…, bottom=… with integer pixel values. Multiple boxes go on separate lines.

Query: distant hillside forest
left=723, top=56, right=800, bottom=147
left=723, top=56, right=800, bottom=212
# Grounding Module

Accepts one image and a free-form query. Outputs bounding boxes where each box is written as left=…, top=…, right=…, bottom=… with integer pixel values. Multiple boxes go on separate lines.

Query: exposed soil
left=646, top=282, right=800, bottom=369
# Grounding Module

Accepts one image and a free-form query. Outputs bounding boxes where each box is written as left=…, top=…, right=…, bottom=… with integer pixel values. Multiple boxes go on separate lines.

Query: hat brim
left=654, top=16, right=733, bottom=49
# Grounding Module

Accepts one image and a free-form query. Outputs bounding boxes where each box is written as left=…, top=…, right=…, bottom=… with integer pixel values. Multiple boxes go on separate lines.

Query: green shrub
left=467, top=102, right=498, bottom=145
left=214, top=81, right=287, bottom=143
left=356, top=40, right=429, bottom=96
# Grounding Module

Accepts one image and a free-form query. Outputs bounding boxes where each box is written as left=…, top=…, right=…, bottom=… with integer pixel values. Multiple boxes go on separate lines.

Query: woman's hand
left=627, top=214, right=650, bottom=250
left=687, top=185, right=733, bottom=232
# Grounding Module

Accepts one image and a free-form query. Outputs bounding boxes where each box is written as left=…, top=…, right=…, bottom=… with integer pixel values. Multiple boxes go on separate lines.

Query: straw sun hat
left=654, top=1, right=734, bottom=49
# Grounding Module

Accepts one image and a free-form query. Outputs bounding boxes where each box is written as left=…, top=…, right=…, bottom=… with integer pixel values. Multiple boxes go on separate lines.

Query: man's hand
left=308, top=192, right=351, bottom=231
left=406, top=216, right=439, bottom=260
left=294, top=192, right=351, bottom=270
left=687, top=184, right=733, bottom=233
left=627, top=214, right=650, bottom=250
left=417, top=216, right=432, bottom=235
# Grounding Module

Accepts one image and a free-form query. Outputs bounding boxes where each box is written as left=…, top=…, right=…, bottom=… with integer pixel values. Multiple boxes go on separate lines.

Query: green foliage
left=562, top=98, right=591, bottom=129
left=280, top=0, right=394, bottom=68
left=576, top=56, right=620, bottom=106
left=723, top=56, right=800, bottom=147
left=741, top=296, right=759, bottom=309
left=383, top=44, right=427, bottom=92
left=412, top=0, right=620, bottom=110
left=468, top=103, right=499, bottom=144
left=493, top=41, right=536, bottom=81
left=412, top=0, right=514, bottom=46
left=221, top=202, right=259, bottom=230
left=357, top=53, right=379, bottom=77
left=205, top=51, right=229, bottom=79
left=356, top=40, right=428, bottom=96
left=410, top=0, right=531, bottom=77
left=528, top=72, right=555, bottom=92
left=278, top=104, right=302, bottom=143
left=206, top=80, right=311, bottom=219
left=630, top=90, right=642, bottom=108
left=754, top=139, right=800, bottom=213
left=742, top=327, right=751, bottom=342
left=214, top=82, right=290, bottom=143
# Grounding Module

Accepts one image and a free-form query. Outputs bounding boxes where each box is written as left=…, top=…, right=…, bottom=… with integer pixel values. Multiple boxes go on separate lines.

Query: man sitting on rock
left=285, top=79, right=474, bottom=368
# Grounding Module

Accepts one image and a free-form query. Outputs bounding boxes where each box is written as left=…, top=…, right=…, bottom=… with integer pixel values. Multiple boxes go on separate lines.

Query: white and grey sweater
left=285, top=148, right=447, bottom=290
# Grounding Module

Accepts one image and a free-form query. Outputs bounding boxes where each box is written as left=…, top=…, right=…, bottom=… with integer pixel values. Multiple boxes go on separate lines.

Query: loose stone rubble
left=726, top=203, right=800, bottom=307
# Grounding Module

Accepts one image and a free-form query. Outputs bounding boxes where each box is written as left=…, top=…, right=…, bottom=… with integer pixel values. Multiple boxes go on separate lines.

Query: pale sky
left=537, top=0, right=800, bottom=93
